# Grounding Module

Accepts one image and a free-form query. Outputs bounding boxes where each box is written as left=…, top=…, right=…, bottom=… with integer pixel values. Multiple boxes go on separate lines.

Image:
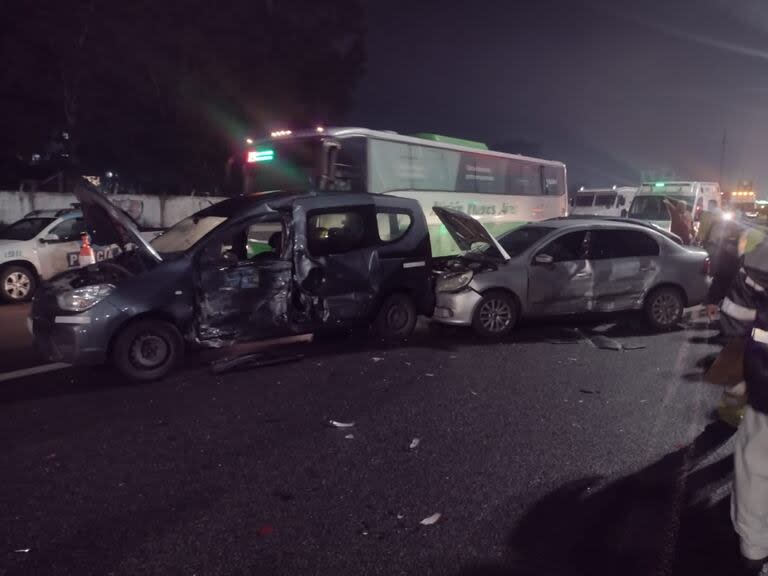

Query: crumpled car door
left=292, top=199, right=381, bottom=327
left=195, top=231, right=292, bottom=345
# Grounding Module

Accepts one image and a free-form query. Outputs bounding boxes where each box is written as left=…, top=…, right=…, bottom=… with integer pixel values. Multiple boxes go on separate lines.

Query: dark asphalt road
left=0, top=312, right=742, bottom=576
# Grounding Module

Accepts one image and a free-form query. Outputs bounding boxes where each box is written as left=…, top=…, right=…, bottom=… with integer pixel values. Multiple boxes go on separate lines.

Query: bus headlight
left=437, top=271, right=474, bottom=293
left=57, top=284, right=115, bottom=312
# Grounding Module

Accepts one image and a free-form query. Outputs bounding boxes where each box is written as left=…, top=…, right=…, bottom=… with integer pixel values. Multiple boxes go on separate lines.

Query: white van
left=570, top=186, right=637, bottom=217
left=627, top=181, right=722, bottom=232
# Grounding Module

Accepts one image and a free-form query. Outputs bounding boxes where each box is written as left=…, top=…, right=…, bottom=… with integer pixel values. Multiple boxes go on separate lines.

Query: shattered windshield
left=0, top=217, right=55, bottom=241
left=151, top=215, right=227, bottom=254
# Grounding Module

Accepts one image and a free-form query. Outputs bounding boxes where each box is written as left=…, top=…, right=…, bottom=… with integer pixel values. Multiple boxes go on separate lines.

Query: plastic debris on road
left=372, top=357, right=384, bottom=362
left=409, top=438, right=420, bottom=450
left=420, top=513, right=441, bottom=525
left=14, top=549, right=30, bottom=553
left=470, top=390, right=479, bottom=396
left=579, top=388, right=600, bottom=395
left=211, top=352, right=303, bottom=374
left=345, top=434, right=355, bottom=439
left=425, top=373, right=435, bottom=377
left=327, top=420, right=355, bottom=428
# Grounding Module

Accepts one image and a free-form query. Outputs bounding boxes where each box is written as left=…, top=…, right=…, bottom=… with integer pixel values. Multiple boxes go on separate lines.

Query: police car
left=0, top=207, right=117, bottom=303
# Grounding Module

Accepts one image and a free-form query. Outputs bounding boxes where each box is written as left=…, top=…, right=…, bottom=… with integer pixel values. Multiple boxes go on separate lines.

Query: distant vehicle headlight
left=436, top=271, right=474, bottom=293
left=57, top=284, right=115, bottom=312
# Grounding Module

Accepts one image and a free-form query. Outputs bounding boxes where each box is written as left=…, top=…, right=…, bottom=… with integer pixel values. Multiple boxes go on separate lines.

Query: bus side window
left=334, top=137, right=367, bottom=192
left=542, top=165, right=565, bottom=195
left=507, top=158, right=542, bottom=195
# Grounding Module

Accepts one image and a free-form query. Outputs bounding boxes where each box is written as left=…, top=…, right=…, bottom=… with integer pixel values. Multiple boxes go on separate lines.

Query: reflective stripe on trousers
left=722, top=297, right=757, bottom=323
left=732, top=406, right=768, bottom=560
left=744, top=270, right=766, bottom=293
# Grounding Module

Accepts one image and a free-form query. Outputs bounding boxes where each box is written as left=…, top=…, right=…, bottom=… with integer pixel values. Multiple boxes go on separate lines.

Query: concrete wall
left=0, top=190, right=227, bottom=229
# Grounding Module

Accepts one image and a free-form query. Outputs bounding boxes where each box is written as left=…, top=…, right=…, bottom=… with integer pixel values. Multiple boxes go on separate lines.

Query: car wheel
left=472, top=291, right=518, bottom=338
left=644, top=286, right=684, bottom=331
left=374, top=293, right=417, bottom=341
left=112, top=319, right=184, bottom=382
left=0, top=265, right=36, bottom=303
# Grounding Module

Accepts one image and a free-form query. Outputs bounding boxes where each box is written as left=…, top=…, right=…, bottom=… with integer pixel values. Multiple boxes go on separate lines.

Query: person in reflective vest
left=731, top=227, right=768, bottom=571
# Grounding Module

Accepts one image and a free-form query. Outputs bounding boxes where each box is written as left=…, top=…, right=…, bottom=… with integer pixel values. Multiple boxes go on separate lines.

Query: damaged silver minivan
left=31, top=181, right=435, bottom=381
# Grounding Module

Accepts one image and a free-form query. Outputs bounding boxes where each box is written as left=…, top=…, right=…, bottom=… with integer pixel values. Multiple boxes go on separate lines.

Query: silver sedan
left=431, top=210, right=710, bottom=337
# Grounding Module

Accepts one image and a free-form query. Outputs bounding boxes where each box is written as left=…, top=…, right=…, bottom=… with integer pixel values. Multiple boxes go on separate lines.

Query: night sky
left=349, top=0, right=768, bottom=193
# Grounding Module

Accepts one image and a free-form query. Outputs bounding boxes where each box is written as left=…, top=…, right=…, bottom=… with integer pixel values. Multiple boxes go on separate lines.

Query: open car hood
left=433, top=206, right=510, bottom=261
left=72, top=178, right=162, bottom=263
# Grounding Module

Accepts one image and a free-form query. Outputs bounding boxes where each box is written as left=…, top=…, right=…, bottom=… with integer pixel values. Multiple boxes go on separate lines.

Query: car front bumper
left=431, top=288, right=482, bottom=326
left=32, top=302, right=122, bottom=365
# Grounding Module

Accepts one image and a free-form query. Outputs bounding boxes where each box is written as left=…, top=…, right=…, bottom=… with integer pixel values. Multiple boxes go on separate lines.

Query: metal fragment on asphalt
left=409, top=438, right=420, bottom=449
left=328, top=420, right=355, bottom=428
left=372, top=357, right=384, bottom=362
left=420, top=513, right=441, bottom=525
left=345, top=434, right=355, bottom=439
left=14, top=549, right=30, bottom=553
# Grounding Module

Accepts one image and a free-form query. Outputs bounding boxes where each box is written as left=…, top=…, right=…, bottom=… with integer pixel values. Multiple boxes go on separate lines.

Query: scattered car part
left=210, top=352, right=303, bottom=374
left=420, top=513, right=441, bottom=525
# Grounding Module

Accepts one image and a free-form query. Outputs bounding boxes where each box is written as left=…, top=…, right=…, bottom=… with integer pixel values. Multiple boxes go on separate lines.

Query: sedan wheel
left=472, top=291, right=518, bottom=338
left=0, top=266, right=36, bottom=303
left=645, top=287, right=684, bottom=331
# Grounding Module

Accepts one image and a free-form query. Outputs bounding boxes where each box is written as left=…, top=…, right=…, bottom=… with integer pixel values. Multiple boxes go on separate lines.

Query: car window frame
left=306, top=205, right=375, bottom=257
left=47, top=217, right=86, bottom=243
left=532, top=228, right=591, bottom=264
left=195, top=214, right=288, bottom=267
left=589, top=227, right=661, bottom=260
left=375, top=207, right=414, bottom=244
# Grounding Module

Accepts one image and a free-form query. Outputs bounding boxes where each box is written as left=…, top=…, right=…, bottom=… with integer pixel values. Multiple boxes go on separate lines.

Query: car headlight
left=57, top=284, right=115, bottom=312
left=436, top=270, right=474, bottom=293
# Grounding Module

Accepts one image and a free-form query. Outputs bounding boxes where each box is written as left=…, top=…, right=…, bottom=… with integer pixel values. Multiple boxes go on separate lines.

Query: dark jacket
left=705, top=220, right=742, bottom=305
left=742, top=243, right=768, bottom=414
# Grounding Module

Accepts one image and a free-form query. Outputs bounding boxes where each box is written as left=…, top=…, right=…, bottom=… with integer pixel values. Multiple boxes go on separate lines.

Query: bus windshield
left=243, top=138, right=322, bottom=193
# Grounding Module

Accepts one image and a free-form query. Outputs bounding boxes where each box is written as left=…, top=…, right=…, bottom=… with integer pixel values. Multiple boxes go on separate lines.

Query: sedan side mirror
left=535, top=253, right=554, bottom=265
left=39, top=233, right=60, bottom=243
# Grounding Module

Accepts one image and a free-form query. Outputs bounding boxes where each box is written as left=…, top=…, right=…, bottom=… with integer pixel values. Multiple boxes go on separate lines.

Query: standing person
left=664, top=198, right=692, bottom=244
left=731, top=228, right=768, bottom=573
left=703, top=218, right=748, bottom=427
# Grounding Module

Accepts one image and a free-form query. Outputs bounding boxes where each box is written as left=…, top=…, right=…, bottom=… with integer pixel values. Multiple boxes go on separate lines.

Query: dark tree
left=0, top=0, right=366, bottom=194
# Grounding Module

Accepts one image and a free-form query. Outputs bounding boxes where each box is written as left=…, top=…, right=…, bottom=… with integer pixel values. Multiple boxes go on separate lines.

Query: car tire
left=644, top=286, right=684, bottom=331
left=374, top=293, right=417, bottom=341
left=471, top=291, right=518, bottom=338
left=0, top=265, right=36, bottom=303
left=111, top=318, right=184, bottom=382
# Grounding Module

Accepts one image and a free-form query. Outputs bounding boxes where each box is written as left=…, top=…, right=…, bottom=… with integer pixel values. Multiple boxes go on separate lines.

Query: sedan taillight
left=702, top=257, right=711, bottom=275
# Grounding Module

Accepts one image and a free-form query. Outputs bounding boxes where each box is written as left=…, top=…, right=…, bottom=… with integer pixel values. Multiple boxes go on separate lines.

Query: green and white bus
left=238, top=127, right=568, bottom=256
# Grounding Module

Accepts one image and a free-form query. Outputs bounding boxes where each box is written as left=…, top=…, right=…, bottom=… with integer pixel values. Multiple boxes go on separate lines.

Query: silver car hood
left=433, top=207, right=510, bottom=261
